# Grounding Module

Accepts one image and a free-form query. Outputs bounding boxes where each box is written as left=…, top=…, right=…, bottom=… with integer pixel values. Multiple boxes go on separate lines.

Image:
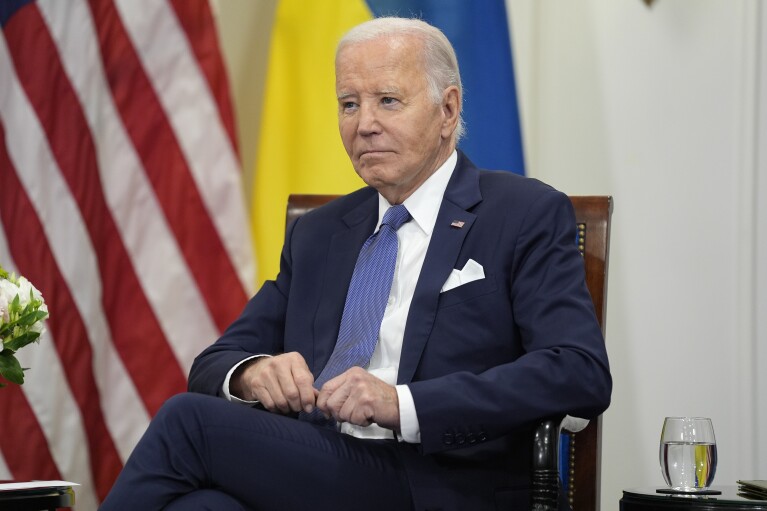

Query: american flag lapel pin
left=450, top=220, right=465, bottom=228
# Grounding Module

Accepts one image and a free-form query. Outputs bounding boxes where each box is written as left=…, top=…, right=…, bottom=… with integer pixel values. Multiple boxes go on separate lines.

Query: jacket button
left=455, top=433, right=465, bottom=445
left=443, top=433, right=454, bottom=445
left=478, top=431, right=488, bottom=442
left=467, top=433, right=477, bottom=444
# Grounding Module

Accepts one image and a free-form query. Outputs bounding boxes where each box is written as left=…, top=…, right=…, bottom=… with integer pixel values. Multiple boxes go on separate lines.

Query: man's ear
left=440, top=86, right=461, bottom=139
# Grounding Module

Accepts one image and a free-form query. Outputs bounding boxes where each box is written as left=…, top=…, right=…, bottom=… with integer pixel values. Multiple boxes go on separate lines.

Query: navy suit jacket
left=189, top=152, right=611, bottom=509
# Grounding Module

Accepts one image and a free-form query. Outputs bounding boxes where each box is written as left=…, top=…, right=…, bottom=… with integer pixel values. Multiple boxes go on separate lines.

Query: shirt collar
left=376, top=150, right=457, bottom=237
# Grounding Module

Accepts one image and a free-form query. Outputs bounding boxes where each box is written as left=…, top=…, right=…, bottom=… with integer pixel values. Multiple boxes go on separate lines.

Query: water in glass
left=660, top=441, right=717, bottom=490
left=659, top=417, right=717, bottom=491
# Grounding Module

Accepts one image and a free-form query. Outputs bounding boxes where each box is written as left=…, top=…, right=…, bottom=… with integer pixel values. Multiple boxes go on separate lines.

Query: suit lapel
left=311, top=193, right=378, bottom=378
left=397, top=152, right=483, bottom=384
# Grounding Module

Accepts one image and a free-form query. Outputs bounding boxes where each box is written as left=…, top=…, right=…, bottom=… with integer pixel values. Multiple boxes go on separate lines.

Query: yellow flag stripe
left=252, top=0, right=372, bottom=285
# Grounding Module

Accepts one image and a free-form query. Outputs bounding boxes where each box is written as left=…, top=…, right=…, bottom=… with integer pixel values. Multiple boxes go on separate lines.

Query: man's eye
left=342, top=101, right=358, bottom=111
left=381, top=97, right=398, bottom=106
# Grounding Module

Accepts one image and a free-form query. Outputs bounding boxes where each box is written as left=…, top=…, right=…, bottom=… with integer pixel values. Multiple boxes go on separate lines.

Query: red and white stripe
left=0, top=0, right=254, bottom=507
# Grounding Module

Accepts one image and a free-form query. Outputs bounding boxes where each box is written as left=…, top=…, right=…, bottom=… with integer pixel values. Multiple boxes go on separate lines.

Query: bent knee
left=154, top=392, right=222, bottom=427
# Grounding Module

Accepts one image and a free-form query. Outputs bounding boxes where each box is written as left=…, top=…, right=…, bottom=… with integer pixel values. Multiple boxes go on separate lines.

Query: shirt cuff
left=395, top=384, right=421, bottom=443
left=222, top=354, right=270, bottom=404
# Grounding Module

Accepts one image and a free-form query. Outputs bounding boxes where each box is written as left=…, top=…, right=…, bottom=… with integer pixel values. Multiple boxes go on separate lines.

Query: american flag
left=0, top=1, right=254, bottom=508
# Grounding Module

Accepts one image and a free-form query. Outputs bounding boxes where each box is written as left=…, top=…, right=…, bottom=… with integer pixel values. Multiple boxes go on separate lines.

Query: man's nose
left=357, top=103, right=381, bottom=135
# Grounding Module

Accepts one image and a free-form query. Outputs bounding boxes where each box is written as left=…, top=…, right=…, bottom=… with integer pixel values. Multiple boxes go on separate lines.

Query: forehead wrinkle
left=336, top=37, right=427, bottom=99
left=337, top=39, right=419, bottom=76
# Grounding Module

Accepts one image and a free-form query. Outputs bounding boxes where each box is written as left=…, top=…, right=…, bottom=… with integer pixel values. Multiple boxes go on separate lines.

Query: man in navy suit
left=101, top=17, right=610, bottom=511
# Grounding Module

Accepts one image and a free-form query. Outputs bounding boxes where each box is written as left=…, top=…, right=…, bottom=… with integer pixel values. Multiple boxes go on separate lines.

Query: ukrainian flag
left=252, top=0, right=524, bottom=284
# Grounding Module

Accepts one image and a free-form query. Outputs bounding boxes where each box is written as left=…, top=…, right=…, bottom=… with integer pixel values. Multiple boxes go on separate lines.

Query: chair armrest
left=532, top=418, right=564, bottom=511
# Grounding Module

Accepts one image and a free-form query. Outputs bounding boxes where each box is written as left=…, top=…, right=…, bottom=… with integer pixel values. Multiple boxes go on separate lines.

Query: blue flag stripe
left=0, top=0, right=34, bottom=28
left=364, top=0, right=525, bottom=175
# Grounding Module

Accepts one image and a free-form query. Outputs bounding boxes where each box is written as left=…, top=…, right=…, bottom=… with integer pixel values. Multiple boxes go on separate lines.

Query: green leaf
left=17, top=309, right=48, bottom=326
left=0, top=350, right=24, bottom=385
left=5, top=331, right=40, bottom=351
left=9, top=293, right=21, bottom=315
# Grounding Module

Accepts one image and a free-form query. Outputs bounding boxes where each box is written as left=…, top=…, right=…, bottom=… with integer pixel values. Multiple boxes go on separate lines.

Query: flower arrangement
left=0, top=264, right=48, bottom=387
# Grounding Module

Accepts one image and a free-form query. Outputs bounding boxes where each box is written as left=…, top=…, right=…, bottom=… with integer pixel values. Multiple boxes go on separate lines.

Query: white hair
left=337, top=17, right=466, bottom=142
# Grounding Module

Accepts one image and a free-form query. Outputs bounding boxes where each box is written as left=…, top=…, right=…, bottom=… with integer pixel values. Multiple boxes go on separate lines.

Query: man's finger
left=316, top=373, right=346, bottom=419
left=338, top=390, right=374, bottom=426
left=275, top=372, right=302, bottom=412
left=245, top=352, right=315, bottom=414
left=256, top=388, right=276, bottom=412
left=324, top=383, right=352, bottom=423
left=291, top=363, right=317, bottom=413
left=263, top=367, right=293, bottom=414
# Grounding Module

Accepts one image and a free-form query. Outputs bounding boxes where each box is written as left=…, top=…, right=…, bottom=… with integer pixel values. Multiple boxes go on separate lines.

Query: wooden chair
left=532, top=196, right=613, bottom=511
left=286, top=194, right=613, bottom=511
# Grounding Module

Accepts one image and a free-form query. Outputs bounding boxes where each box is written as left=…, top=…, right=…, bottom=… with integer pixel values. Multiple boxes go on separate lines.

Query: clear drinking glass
left=659, top=417, right=717, bottom=491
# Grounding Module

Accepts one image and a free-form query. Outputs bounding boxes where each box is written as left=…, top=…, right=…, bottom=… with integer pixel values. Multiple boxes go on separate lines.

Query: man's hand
left=316, top=367, right=400, bottom=430
left=230, top=352, right=317, bottom=415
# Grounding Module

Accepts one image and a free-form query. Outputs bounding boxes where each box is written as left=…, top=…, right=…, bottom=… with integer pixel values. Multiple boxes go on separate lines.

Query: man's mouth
left=359, top=149, right=392, bottom=158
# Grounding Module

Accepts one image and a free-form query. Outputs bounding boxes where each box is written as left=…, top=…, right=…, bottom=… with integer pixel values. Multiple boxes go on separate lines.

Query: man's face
left=336, top=35, right=458, bottom=204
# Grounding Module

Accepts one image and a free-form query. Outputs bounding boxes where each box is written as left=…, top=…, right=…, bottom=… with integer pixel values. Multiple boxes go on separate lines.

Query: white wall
left=755, top=1, right=767, bottom=480
left=509, top=0, right=766, bottom=507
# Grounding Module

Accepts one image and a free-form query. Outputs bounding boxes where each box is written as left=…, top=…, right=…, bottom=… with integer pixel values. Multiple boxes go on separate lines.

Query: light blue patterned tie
left=301, top=204, right=410, bottom=423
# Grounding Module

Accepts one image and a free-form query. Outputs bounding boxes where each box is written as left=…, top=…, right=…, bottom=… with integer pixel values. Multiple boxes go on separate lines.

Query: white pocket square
left=440, top=259, right=485, bottom=293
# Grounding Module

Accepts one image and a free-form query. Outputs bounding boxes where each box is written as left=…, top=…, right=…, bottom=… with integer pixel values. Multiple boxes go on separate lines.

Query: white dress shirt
left=224, top=151, right=458, bottom=443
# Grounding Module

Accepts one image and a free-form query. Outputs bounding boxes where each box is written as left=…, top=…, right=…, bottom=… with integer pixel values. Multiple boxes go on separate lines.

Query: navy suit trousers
left=99, top=393, right=414, bottom=511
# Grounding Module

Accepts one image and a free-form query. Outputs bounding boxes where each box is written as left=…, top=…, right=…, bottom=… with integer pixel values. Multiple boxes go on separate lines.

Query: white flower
left=0, top=278, right=18, bottom=305
left=0, top=291, right=8, bottom=323
left=16, top=276, right=34, bottom=307
left=30, top=321, right=46, bottom=335
left=0, top=264, right=48, bottom=386
left=0, top=277, right=16, bottom=295
left=24, top=278, right=48, bottom=313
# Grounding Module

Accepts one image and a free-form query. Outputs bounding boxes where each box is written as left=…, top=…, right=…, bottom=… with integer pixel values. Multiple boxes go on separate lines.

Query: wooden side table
left=621, top=486, right=767, bottom=510
left=0, top=485, right=74, bottom=510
